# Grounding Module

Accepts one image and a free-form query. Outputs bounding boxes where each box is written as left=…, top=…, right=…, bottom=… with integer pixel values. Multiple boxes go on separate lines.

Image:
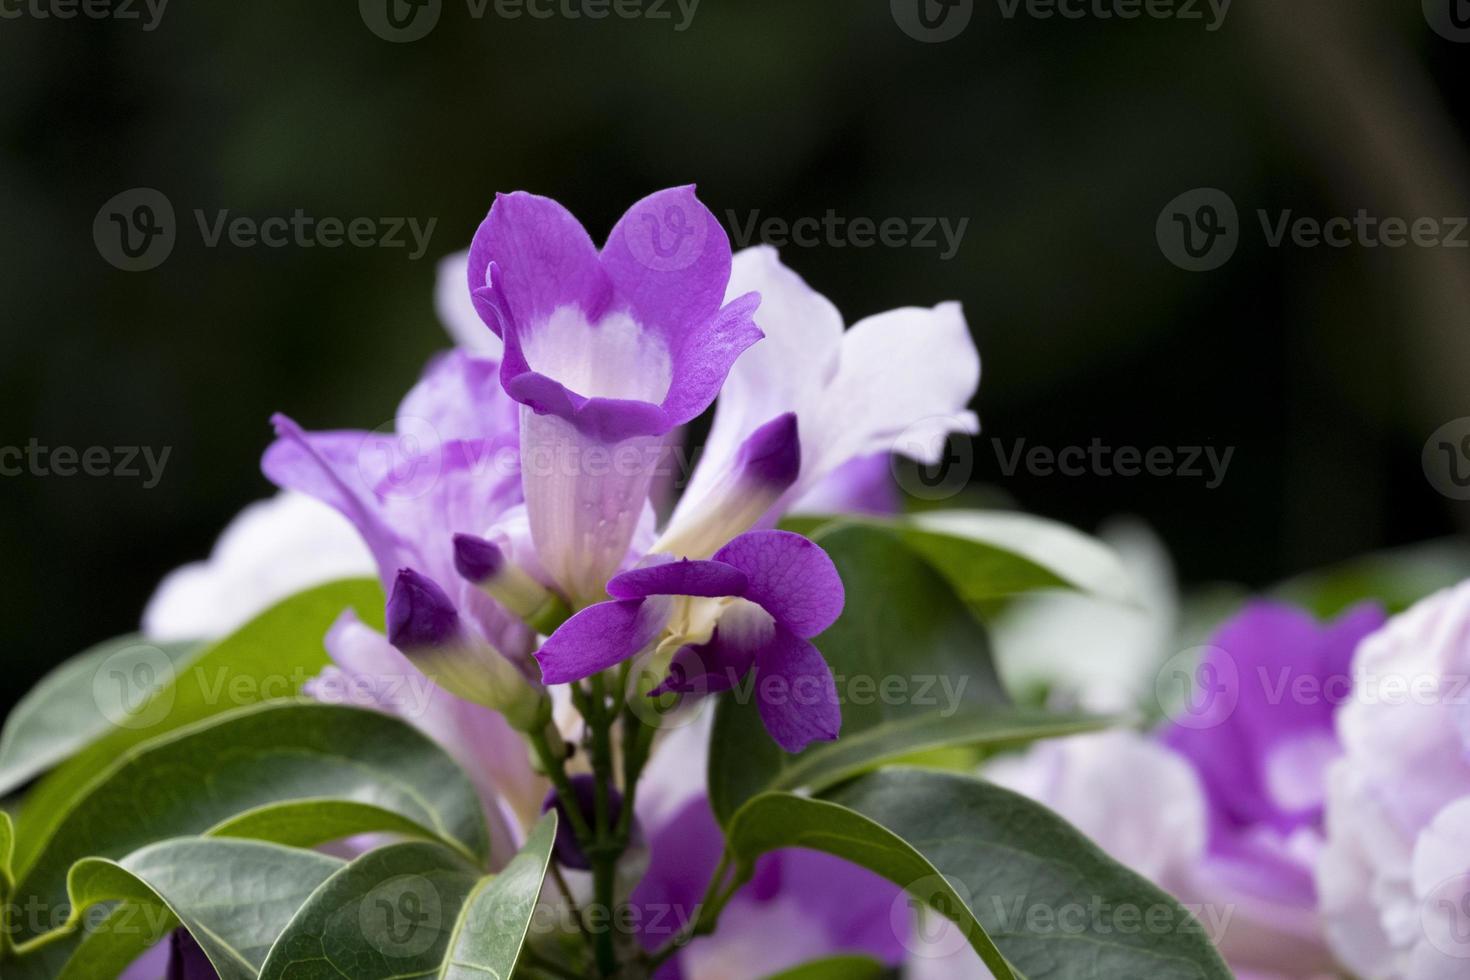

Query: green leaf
left=9, top=701, right=489, bottom=946
left=789, top=510, right=1136, bottom=606
left=7, top=837, right=342, bottom=980
left=11, top=579, right=383, bottom=876
left=0, top=636, right=201, bottom=798
left=1274, top=537, right=1470, bottom=616
left=763, top=954, right=888, bottom=979
left=709, top=525, right=1113, bottom=824
left=260, top=813, right=557, bottom=980
left=727, top=770, right=1232, bottom=980
left=207, top=799, right=461, bottom=850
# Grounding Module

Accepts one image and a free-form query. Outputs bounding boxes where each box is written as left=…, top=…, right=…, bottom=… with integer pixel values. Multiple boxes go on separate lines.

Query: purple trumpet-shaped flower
left=263, top=350, right=544, bottom=729
left=467, top=187, right=763, bottom=602
left=536, top=530, right=845, bottom=753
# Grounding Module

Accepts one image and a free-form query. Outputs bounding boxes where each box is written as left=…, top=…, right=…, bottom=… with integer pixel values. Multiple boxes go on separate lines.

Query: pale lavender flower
left=1318, top=581, right=1470, bottom=979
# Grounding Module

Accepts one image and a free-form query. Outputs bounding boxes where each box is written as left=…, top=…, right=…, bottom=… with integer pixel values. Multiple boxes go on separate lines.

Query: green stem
left=645, top=849, right=749, bottom=970
left=529, top=726, right=593, bottom=843
left=585, top=674, right=620, bottom=977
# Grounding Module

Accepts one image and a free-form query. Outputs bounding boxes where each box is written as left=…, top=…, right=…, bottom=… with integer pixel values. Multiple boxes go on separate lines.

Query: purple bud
left=735, top=412, right=800, bottom=491
left=386, top=568, right=462, bottom=652
left=453, top=533, right=506, bottom=585
left=540, top=775, right=638, bottom=871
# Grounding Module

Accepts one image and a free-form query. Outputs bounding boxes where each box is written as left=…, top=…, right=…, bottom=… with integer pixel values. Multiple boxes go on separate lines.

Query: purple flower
left=631, top=719, right=905, bottom=978
left=263, top=350, right=544, bottom=728
left=1162, top=601, right=1386, bottom=919
left=536, top=530, right=845, bottom=753
left=466, top=187, right=763, bottom=602
left=929, top=600, right=1387, bottom=978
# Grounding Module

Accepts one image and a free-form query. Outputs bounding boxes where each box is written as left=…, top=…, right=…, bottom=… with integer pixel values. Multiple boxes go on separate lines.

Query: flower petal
left=435, top=250, right=504, bottom=357
left=607, top=558, right=748, bottom=601
left=600, top=185, right=734, bottom=336
left=675, top=247, right=843, bottom=520
left=753, top=625, right=841, bottom=753
left=806, top=301, right=979, bottom=485
left=713, top=530, right=844, bottom=638
left=520, top=409, right=664, bottom=603
left=467, top=191, right=609, bottom=338
left=142, top=491, right=373, bottom=643
left=536, top=596, right=674, bottom=684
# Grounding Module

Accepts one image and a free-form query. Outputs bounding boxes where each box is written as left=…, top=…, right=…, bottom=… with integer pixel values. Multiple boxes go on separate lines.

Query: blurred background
left=3, top=0, right=1469, bottom=712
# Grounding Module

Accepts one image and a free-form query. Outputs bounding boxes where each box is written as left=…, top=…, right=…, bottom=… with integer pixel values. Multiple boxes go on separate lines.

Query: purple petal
left=396, top=349, right=517, bottom=444
left=540, top=775, right=639, bottom=871
left=713, top=530, right=845, bottom=638
left=536, top=596, right=673, bottom=684
left=753, top=625, right=841, bottom=753
left=467, top=191, right=610, bottom=337
left=653, top=413, right=801, bottom=560
left=166, top=929, right=216, bottom=980
left=660, top=291, right=764, bottom=428
left=261, top=415, right=404, bottom=579
left=600, top=185, right=733, bottom=336
left=607, top=559, right=748, bottom=601
left=790, top=453, right=901, bottom=517
left=650, top=628, right=759, bottom=697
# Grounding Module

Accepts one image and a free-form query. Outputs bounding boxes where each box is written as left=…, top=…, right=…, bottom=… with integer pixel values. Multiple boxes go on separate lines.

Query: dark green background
left=4, top=0, right=1468, bottom=710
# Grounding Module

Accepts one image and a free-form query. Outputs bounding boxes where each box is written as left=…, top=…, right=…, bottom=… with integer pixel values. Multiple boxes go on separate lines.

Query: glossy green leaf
left=728, top=770, right=1232, bottom=980
left=0, top=636, right=201, bottom=799
left=260, top=814, right=557, bottom=980
left=11, top=578, right=383, bottom=875
left=207, top=799, right=456, bottom=850
left=709, top=525, right=1112, bottom=824
left=9, top=701, right=488, bottom=946
left=7, top=837, right=342, bottom=980
left=763, top=954, right=887, bottom=979
left=789, top=510, right=1136, bottom=606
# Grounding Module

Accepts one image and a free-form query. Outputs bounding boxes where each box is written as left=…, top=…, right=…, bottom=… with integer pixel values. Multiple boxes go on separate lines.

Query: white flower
left=1318, top=581, right=1470, bottom=979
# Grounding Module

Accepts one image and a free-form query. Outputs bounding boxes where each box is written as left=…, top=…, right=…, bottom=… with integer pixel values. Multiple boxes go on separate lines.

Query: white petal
left=142, top=491, right=374, bottom=642
left=802, top=301, right=979, bottom=495
left=676, top=247, right=844, bottom=519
